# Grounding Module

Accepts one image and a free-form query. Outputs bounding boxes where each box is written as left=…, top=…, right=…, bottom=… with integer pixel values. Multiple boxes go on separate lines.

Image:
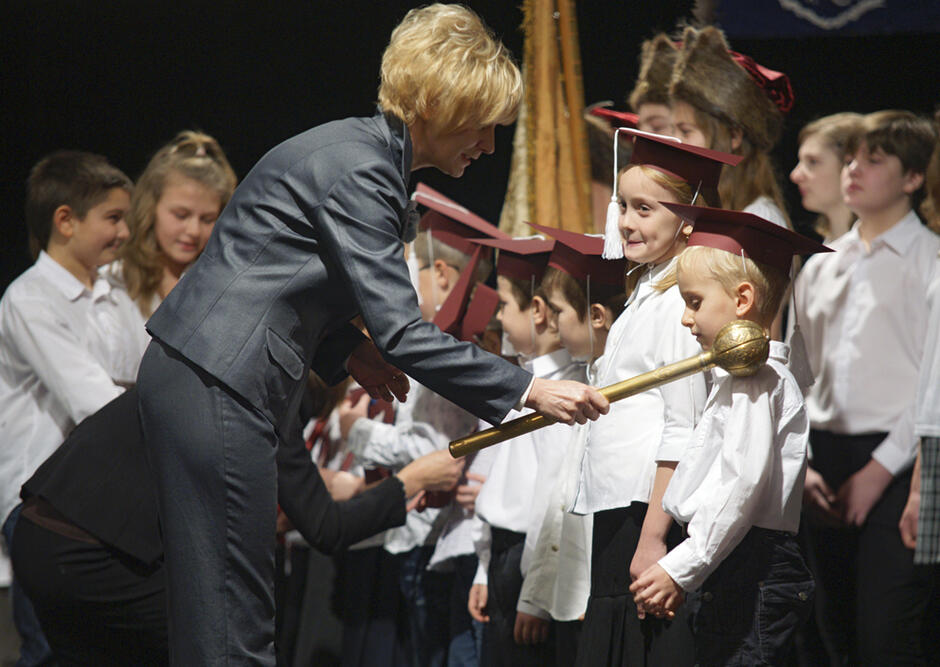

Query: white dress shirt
left=473, top=349, right=583, bottom=585
left=0, top=252, right=150, bottom=521
left=567, top=259, right=707, bottom=515
left=659, top=341, right=808, bottom=592
left=791, top=211, right=940, bottom=474
left=916, top=257, right=940, bottom=438
left=427, top=445, right=498, bottom=571
left=347, top=379, right=479, bottom=555
left=517, top=420, right=593, bottom=621
left=744, top=196, right=788, bottom=229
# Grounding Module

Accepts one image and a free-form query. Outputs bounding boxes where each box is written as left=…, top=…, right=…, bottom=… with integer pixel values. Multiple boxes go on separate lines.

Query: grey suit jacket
left=147, top=110, right=531, bottom=431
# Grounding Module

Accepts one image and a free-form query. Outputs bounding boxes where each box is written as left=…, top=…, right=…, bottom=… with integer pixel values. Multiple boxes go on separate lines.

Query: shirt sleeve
left=314, top=163, right=532, bottom=425
left=872, top=403, right=918, bottom=475
left=472, top=516, right=491, bottom=586
left=655, top=301, right=707, bottom=463
left=345, top=416, right=441, bottom=469
left=4, top=294, right=122, bottom=424
left=658, top=379, right=776, bottom=592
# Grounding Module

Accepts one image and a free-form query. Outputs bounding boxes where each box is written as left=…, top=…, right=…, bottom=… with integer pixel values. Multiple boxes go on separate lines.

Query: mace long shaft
left=449, top=352, right=714, bottom=459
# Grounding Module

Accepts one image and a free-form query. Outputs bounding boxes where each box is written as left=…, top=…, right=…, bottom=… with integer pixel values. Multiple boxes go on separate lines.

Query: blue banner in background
left=716, top=0, right=940, bottom=37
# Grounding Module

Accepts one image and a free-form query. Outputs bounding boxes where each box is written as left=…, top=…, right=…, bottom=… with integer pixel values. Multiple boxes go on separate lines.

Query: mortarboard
left=602, top=129, right=741, bottom=260
left=460, top=283, right=500, bottom=343
left=470, top=237, right=555, bottom=283
left=414, top=183, right=510, bottom=254
left=624, top=128, right=742, bottom=192
left=589, top=106, right=639, bottom=129
left=432, top=245, right=486, bottom=337
left=661, top=203, right=833, bottom=274
left=526, top=223, right=626, bottom=286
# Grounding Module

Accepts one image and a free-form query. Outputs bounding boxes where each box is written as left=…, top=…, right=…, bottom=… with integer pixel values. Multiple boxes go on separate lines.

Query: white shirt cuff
left=514, top=376, right=535, bottom=412
left=872, top=438, right=917, bottom=476
left=472, top=561, right=489, bottom=587
left=516, top=599, right=551, bottom=620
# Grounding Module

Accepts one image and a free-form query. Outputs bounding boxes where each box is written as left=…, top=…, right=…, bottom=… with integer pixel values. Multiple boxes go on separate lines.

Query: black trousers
left=10, top=516, right=167, bottom=666
left=806, top=430, right=934, bottom=666
left=577, top=504, right=695, bottom=667
left=481, top=528, right=555, bottom=666
left=138, top=340, right=278, bottom=665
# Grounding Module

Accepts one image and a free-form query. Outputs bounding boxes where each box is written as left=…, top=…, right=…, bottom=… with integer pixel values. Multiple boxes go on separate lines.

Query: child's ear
left=530, top=295, right=551, bottom=327
left=589, top=303, right=613, bottom=331
left=433, top=259, right=454, bottom=291
left=52, top=204, right=76, bottom=239
left=734, top=281, right=757, bottom=319
left=730, top=126, right=744, bottom=153
left=902, top=170, right=925, bottom=195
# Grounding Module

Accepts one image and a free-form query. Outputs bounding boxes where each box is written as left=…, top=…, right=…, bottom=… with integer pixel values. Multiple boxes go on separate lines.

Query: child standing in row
left=514, top=226, right=626, bottom=664
left=569, top=129, right=738, bottom=666
left=791, top=110, right=940, bottom=665
left=0, top=151, right=141, bottom=665
left=469, top=236, right=581, bottom=666
left=631, top=203, right=830, bottom=665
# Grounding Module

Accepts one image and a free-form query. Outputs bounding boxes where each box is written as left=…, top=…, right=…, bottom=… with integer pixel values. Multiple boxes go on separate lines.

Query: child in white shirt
left=0, top=150, right=140, bottom=665
left=631, top=203, right=831, bottom=665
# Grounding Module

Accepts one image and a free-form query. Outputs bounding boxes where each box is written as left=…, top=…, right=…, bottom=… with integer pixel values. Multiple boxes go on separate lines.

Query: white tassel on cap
left=602, top=128, right=626, bottom=260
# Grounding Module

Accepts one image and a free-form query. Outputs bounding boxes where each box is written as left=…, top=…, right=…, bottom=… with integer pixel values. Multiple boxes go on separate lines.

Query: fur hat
left=628, top=33, right=678, bottom=111
left=670, top=26, right=791, bottom=151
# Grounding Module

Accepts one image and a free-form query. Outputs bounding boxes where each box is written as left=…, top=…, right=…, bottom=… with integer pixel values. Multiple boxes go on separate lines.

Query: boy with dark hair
left=791, top=110, right=940, bottom=665
left=0, top=150, right=143, bottom=665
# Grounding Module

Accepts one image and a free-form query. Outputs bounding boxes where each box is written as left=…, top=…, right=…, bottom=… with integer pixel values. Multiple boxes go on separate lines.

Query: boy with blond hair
left=631, top=204, right=830, bottom=665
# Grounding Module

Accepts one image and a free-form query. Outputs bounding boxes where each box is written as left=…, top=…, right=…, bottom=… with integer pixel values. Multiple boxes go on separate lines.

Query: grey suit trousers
left=138, top=340, right=278, bottom=665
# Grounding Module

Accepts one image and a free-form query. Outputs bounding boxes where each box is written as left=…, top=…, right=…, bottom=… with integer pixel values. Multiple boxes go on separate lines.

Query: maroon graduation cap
left=525, top=223, right=626, bottom=286
left=622, top=128, right=742, bottom=190
left=470, top=237, right=555, bottom=283
left=460, top=283, right=500, bottom=343
left=590, top=106, right=639, bottom=129
left=661, top=203, right=833, bottom=274
left=414, top=183, right=510, bottom=254
left=432, top=245, right=486, bottom=337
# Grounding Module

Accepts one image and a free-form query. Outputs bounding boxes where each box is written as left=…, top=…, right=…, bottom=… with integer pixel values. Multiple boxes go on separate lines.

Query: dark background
left=2, top=1, right=938, bottom=292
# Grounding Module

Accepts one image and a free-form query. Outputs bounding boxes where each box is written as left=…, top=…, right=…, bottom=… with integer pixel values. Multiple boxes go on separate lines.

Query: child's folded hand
left=629, top=563, right=684, bottom=619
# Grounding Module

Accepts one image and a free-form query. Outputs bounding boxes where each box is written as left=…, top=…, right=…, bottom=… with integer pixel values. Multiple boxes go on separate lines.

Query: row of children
left=2, top=9, right=939, bottom=666
left=301, top=25, right=940, bottom=667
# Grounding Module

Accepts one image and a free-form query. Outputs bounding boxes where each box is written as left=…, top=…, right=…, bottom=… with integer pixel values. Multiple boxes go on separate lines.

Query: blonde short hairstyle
left=674, top=245, right=788, bottom=324
left=378, top=4, right=522, bottom=130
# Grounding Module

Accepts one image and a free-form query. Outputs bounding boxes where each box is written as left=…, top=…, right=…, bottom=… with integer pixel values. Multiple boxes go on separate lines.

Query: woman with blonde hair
left=117, top=130, right=236, bottom=318
left=135, top=5, right=608, bottom=664
left=790, top=113, right=863, bottom=241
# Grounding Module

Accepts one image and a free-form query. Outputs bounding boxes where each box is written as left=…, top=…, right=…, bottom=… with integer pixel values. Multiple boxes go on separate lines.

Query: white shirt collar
left=625, top=256, right=678, bottom=308
left=837, top=209, right=922, bottom=271
left=522, top=347, right=576, bottom=378
left=34, top=251, right=90, bottom=302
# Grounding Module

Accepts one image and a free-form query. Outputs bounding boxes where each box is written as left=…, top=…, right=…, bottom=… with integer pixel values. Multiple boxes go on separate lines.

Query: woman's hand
left=346, top=340, right=409, bottom=403
left=524, top=378, right=609, bottom=425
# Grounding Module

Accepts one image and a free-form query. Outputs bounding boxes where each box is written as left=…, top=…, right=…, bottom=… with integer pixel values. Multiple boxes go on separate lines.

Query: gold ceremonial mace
left=449, top=320, right=769, bottom=458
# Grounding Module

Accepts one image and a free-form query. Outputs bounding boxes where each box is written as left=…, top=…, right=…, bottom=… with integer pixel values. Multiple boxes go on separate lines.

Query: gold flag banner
left=499, top=0, right=592, bottom=237
left=449, top=320, right=770, bottom=458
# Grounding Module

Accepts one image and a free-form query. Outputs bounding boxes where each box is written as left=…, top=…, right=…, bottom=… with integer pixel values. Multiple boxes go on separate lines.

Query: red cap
left=470, top=237, right=555, bottom=283
left=589, top=106, right=639, bottom=129
left=460, top=283, right=500, bottom=343
left=525, top=223, right=627, bottom=286
left=414, top=183, right=510, bottom=254
left=661, top=203, right=833, bottom=274
left=432, top=246, right=486, bottom=337
left=623, top=128, right=742, bottom=190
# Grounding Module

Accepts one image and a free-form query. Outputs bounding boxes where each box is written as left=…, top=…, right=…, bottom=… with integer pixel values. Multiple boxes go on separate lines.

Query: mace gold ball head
left=711, top=320, right=769, bottom=377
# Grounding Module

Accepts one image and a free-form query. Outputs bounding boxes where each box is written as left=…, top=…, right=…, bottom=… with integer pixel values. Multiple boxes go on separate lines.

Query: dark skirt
left=576, top=503, right=695, bottom=667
